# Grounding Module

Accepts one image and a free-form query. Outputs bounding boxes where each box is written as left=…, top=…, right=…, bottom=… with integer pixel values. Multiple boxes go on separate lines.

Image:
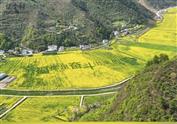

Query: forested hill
left=80, top=57, right=177, bottom=121
left=0, top=0, right=176, bottom=51
left=0, top=0, right=154, bottom=51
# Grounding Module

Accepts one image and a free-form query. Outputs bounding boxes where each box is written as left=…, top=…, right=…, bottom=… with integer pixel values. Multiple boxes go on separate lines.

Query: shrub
left=146, top=54, right=169, bottom=66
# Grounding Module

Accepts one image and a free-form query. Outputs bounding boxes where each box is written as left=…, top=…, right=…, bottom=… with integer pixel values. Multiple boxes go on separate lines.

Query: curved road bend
left=0, top=76, right=134, bottom=97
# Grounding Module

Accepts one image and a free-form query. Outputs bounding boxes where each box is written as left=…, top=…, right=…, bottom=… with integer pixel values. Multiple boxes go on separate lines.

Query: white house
left=0, top=50, right=5, bottom=55
left=47, top=45, right=58, bottom=52
left=121, top=29, right=129, bottom=36
left=7, top=50, right=15, bottom=53
left=21, top=49, right=33, bottom=56
left=80, top=44, right=91, bottom=50
left=102, top=39, right=109, bottom=45
left=113, top=31, right=119, bottom=36
left=58, top=46, right=65, bottom=52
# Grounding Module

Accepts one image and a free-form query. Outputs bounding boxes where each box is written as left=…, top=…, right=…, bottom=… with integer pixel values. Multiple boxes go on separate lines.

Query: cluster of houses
left=0, top=73, right=16, bottom=89
left=0, top=28, right=130, bottom=57
left=113, top=28, right=130, bottom=38
left=0, top=48, right=35, bottom=59
left=43, top=45, right=65, bottom=55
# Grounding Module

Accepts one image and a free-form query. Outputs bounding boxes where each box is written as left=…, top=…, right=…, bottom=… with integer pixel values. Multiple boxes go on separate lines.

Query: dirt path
left=0, top=96, right=28, bottom=119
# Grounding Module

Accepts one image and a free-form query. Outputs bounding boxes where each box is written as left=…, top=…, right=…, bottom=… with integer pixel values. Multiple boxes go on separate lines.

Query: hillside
left=79, top=57, right=177, bottom=121
left=0, top=0, right=154, bottom=51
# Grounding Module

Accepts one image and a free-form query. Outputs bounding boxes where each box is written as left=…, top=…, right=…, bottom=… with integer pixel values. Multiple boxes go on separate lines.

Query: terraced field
left=1, top=94, right=114, bottom=123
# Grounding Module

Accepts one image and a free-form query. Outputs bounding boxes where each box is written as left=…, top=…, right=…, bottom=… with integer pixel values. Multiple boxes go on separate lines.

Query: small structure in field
left=0, top=73, right=8, bottom=80
left=58, top=46, right=65, bottom=52
left=80, top=44, right=91, bottom=50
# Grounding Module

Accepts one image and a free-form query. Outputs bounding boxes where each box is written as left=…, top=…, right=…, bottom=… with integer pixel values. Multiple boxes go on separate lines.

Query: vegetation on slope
left=79, top=56, right=177, bottom=121
left=0, top=0, right=154, bottom=50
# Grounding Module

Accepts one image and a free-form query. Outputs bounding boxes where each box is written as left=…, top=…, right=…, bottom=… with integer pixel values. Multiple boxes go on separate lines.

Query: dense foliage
left=0, top=0, right=154, bottom=51
left=146, top=54, right=169, bottom=66
left=79, top=57, right=177, bottom=121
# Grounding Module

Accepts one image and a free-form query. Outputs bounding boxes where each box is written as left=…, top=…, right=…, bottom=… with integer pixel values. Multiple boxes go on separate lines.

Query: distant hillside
left=0, top=0, right=154, bottom=51
left=79, top=57, right=177, bottom=121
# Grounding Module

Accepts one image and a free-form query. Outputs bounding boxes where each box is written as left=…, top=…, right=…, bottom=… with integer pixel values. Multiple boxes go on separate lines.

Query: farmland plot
left=139, top=8, right=177, bottom=46
left=1, top=95, right=114, bottom=123
left=0, top=51, right=143, bottom=90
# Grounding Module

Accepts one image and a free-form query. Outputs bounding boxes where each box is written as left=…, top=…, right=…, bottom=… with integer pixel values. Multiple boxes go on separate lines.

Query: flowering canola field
left=139, top=8, right=177, bottom=46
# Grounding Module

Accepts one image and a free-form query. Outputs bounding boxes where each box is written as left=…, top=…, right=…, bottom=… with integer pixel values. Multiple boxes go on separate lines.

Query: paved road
left=0, top=76, right=134, bottom=97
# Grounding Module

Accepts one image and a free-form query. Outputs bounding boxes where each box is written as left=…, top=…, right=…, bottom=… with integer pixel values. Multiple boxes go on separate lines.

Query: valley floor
left=0, top=7, right=177, bottom=123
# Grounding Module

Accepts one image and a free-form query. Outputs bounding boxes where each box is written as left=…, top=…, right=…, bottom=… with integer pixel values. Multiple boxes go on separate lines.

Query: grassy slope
left=1, top=94, right=114, bottom=123
left=79, top=58, right=177, bottom=121
left=1, top=97, right=80, bottom=122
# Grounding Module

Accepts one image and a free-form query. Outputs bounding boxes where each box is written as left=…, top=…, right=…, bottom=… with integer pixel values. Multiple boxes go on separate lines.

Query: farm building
left=0, top=50, right=5, bottom=55
left=58, top=46, right=65, bottom=52
left=113, top=31, right=119, bottom=36
left=121, top=29, right=129, bottom=36
left=0, top=73, right=7, bottom=80
left=47, top=45, right=58, bottom=52
left=43, top=45, right=58, bottom=55
left=102, top=39, right=109, bottom=45
left=80, top=44, right=91, bottom=50
left=0, top=73, right=16, bottom=89
left=7, top=49, right=15, bottom=53
left=21, top=49, right=33, bottom=56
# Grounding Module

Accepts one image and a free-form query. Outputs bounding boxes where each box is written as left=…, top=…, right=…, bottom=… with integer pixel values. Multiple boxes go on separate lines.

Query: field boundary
left=0, top=76, right=134, bottom=97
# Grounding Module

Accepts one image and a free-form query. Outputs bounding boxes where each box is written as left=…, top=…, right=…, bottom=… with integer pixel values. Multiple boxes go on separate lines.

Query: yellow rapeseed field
left=139, top=8, right=177, bottom=46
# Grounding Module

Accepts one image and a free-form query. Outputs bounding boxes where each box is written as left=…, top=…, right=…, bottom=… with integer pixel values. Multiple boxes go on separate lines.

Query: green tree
left=0, top=33, right=12, bottom=50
